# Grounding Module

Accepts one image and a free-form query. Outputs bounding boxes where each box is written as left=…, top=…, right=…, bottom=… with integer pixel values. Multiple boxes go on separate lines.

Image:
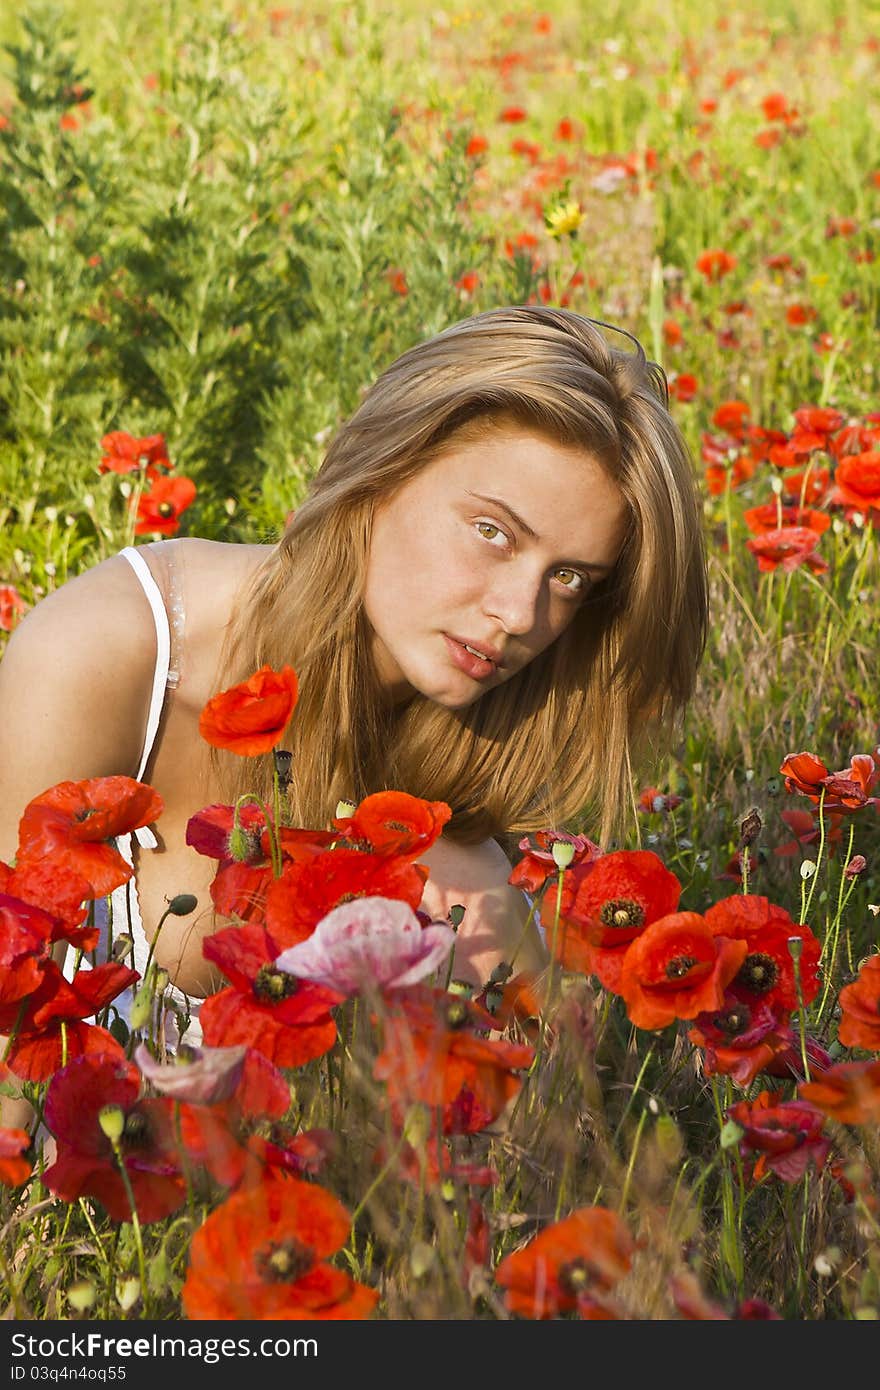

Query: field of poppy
left=1, top=0, right=879, bottom=1323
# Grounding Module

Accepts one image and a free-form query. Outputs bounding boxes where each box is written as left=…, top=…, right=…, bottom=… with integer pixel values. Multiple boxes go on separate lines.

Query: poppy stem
left=799, top=787, right=827, bottom=927
left=109, top=1137, right=150, bottom=1316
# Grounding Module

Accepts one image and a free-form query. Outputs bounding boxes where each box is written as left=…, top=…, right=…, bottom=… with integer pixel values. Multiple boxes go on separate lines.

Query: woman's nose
left=482, top=569, right=542, bottom=636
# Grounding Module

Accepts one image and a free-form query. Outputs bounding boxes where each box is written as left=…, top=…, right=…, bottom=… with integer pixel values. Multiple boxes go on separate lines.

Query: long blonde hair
left=211, top=307, right=708, bottom=849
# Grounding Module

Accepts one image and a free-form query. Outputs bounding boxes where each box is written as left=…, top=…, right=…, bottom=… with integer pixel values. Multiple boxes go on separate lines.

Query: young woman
left=0, top=305, right=708, bottom=1056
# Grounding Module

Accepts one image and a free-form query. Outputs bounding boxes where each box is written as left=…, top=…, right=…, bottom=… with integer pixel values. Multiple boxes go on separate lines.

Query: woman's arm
left=0, top=555, right=158, bottom=1124
left=416, top=835, right=547, bottom=991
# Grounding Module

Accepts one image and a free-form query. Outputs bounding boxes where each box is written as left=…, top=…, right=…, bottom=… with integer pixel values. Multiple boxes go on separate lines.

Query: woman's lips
left=443, top=633, right=496, bottom=680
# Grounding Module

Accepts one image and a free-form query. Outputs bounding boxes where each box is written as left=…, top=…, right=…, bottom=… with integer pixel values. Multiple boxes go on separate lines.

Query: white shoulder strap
left=118, top=546, right=168, bottom=848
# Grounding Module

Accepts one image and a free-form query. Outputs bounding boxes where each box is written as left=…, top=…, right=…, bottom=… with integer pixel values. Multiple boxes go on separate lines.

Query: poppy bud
left=844, top=855, right=867, bottom=879
left=66, top=1280, right=96, bottom=1312
left=129, top=983, right=153, bottom=1031
left=115, top=1277, right=140, bottom=1312
left=402, top=1103, right=431, bottom=1149
left=410, top=1242, right=436, bottom=1278
left=98, top=1105, right=125, bottom=1143
left=167, top=893, right=198, bottom=916
left=227, top=823, right=254, bottom=862
left=112, top=934, right=135, bottom=961
left=448, top=904, right=466, bottom=929
left=551, top=840, right=576, bottom=869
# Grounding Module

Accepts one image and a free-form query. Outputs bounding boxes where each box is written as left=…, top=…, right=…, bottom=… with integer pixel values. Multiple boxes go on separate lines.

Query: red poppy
left=475, top=970, right=547, bottom=1041
left=781, top=465, right=831, bottom=504
left=704, top=456, right=756, bottom=496
left=134, top=475, right=197, bottom=536
left=17, top=776, right=164, bottom=897
left=743, top=503, right=829, bottom=536
left=200, top=923, right=338, bottom=1067
left=0, top=583, right=27, bottom=632
left=0, top=894, right=53, bottom=1008
left=0, top=857, right=95, bottom=950
left=689, top=999, right=828, bottom=1087
left=198, top=664, right=298, bottom=757
left=0, top=1127, right=31, bottom=1187
left=373, top=988, right=534, bottom=1135
left=508, top=830, right=601, bottom=894
left=747, top=425, right=791, bottom=463
left=264, top=847, right=428, bottom=947
left=761, top=92, right=789, bottom=121
left=746, top=526, right=828, bottom=574
left=42, top=1055, right=186, bottom=1223
left=669, top=374, right=698, bottom=402
left=555, top=117, right=575, bottom=141
left=617, top=913, right=747, bottom=1031
left=494, top=1207, right=634, bottom=1319
left=820, top=753, right=879, bottom=811
left=786, top=303, right=818, bottom=326
left=332, top=791, right=451, bottom=859
left=499, top=105, right=527, bottom=123
left=176, top=1051, right=323, bottom=1190
left=832, top=452, right=880, bottom=515
left=825, top=216, right=857, bottom=237
left=552, top=850, right=682, bottom=991
left=1, top=959, right=136, bottom=1081
left=712, top=400, right=750, bottom=435
left=838, top=955, right=880, bottom=1051
left=799, top=1059, right=880, bottom=1125
left=465, top=133, right=488, bottom=156
left=794, top=407, right=845, bottom=434
left=455, top=270, right=480, bottom=294
left=185, top=802, right=269, bottom=863
left=385, top=267, right=408, bottom=296
left=99, top=431, right=171, bottom=481
left=727, top=1089, right=830, bottom=1182
left=779, top=750, right=829, bottom=799
left=702, top=895, right=821, bottom=1012
left=182, top=1177, right=378, bottom=1320
left=695, top=249, right=737, bottom=281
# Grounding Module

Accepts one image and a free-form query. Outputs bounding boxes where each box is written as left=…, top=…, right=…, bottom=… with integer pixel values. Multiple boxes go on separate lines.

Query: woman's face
left=363, top=421, right=629, bottom=709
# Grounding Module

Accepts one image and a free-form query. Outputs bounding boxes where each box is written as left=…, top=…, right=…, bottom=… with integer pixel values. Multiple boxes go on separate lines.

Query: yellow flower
left=544, top=199, right=583, bottom=238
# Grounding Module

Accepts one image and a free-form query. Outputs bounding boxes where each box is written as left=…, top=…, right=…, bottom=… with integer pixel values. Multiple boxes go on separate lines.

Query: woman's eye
left=553, top=568, right=588, bottom=596
left=475, top=521, right=508, bottom=546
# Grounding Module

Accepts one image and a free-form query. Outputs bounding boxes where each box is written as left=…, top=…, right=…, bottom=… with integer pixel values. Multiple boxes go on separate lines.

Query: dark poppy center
left=253, top=966, right=299, bottom=1003
left=599, top=898, right=645, bottom=929
left=735, top=953, right=779, bottom=995
left=386, top=820, right=411, bottom=833
left=445, top=1000, right=470, bottom=1030
left=256, top=1237, right=314, bottom=1284
left=665, top=955, right=698, bottom=979
left=558, top=1258, right=591, bottom=1295
left=122, top=1110, right=150, bottom=1148
left=715, top=1004, right=752, bottom=1037
left=157, top=501, right=175, bottom=518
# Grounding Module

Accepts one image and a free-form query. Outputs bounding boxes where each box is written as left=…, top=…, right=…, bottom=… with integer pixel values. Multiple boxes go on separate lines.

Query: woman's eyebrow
left=465, top=491, right=616, bottom=572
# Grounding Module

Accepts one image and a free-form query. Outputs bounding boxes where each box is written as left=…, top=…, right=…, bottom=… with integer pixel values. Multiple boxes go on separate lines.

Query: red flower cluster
left=98, top=430, right=197, bottom=537
left=0, top=775, right=163, bottom=1079
left=373, top=987, right=534, bottom=1135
